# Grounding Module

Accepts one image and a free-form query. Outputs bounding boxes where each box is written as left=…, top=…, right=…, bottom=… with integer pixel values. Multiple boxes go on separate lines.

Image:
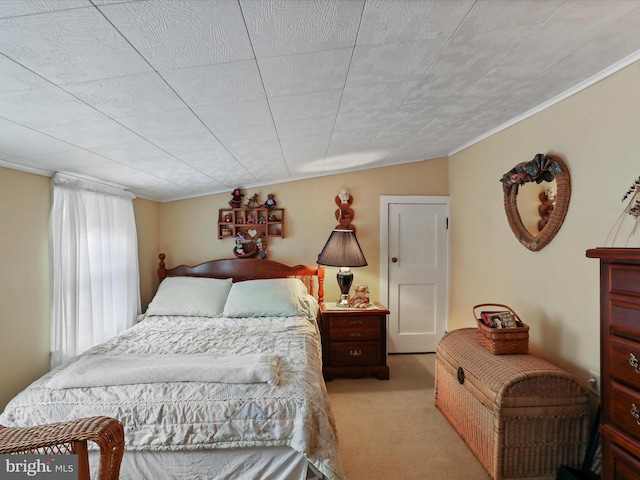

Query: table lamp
left=317, top=229, right=368, bottom=306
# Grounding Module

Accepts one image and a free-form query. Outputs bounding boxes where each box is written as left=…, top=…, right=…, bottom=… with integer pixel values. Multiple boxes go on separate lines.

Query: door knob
left=391, top=257, right=398, bottom=263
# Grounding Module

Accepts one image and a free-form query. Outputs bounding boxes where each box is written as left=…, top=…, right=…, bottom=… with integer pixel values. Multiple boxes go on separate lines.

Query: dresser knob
left=630, top=353, right=640, bottom=373
left=632, top=403, right=640, bottom=425
left=349, top=349, right=362, bottom=357
left=349, top=332, right=362, bottom=338
left=349, top=320, right=363, bottom=326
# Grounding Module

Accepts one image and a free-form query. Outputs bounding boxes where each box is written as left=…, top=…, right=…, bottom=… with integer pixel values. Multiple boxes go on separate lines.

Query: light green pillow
left=146, top=276, right=232, bottom=317
left=223, top=278, right=311, bottom=317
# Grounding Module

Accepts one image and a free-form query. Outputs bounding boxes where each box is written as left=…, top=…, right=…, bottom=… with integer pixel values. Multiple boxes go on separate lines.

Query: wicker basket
left=435, top=328, right=589, bottom=480
left=473, top=303, right=529, bottom=355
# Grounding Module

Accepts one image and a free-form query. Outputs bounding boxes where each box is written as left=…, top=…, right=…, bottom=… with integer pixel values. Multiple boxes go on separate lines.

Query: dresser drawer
left=610, top=337, right=640, bottom=389
left=611, top=304, right=640, bottom=341
left=608, top=441, right=640, bottom=480
left=610, top=264, right=640, bottom=296
left=611, top=381, right=640, bottom=442
left=328, top=316, right=380, bottom=341
left=330, top=342, right=381, bottom=366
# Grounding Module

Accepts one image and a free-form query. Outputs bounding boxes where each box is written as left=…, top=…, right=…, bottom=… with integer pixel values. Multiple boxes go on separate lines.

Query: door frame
left=380, top=195, right=451, bottom=344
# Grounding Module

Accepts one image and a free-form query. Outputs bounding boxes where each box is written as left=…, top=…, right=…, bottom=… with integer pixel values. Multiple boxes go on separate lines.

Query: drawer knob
left=630, top=353, right=640, bottom=373
left=349, top=349, right=362, bottom=357
left=349, top=332, right=362, bottom=338
left=632, top=403, right=640, bottom=425
left=349, top=320, right=363, bottom=326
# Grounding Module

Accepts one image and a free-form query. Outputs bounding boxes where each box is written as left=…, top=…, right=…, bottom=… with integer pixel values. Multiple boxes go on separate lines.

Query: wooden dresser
left=587, top=248, right=640, bottom=479
left=319, top=302, right=390, bottom=380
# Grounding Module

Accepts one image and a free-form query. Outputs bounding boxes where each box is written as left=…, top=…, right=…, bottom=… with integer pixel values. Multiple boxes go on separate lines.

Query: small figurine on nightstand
left=264, top=194, right=277, bottom=208
left=229, top=188, right=244, bottom=208
left=349, top=284, right=370, bottom=308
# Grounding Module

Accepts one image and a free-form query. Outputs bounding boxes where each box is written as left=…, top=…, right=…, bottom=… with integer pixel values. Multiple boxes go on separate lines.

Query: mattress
left=0, top=314, right=344, bottom=480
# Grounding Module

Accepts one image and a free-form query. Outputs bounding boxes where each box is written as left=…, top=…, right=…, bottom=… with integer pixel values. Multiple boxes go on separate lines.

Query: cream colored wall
left=449, top=60, right=640, bottom=379
left=133, top=198, right=161, bottom=310
left=159, top=157, right=449, bottom=304
left=0, top=167, right=50, bottom=410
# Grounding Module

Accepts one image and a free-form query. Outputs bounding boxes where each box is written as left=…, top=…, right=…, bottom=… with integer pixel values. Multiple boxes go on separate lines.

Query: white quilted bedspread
left=0, top=315, right=344, bottom=480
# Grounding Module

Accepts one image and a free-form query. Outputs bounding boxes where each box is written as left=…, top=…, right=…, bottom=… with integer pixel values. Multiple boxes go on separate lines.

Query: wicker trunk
left=435, top=329, right=590, bottom=480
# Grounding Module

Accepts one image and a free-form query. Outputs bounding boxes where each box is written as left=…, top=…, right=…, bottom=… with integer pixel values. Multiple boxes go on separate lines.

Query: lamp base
left=336, top=294, right=350, bottom=307
left=336, top=268, right=353, bottom=307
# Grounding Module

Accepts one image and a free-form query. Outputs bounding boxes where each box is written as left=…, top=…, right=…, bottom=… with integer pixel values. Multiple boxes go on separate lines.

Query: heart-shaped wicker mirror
left=500, top=154, right=571, bottom=252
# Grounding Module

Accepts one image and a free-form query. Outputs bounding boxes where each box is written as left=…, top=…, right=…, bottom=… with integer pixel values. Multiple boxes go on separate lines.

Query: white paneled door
left=381, top=196, right=449, bottom=353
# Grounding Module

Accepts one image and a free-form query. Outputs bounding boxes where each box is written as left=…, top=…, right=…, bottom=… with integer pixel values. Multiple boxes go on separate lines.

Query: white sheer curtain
left=50, top=173, right=140, bottom=368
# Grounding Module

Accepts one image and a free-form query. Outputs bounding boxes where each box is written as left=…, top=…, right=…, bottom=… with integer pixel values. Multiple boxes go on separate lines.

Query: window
left=49, top=173, right=140, bottom=368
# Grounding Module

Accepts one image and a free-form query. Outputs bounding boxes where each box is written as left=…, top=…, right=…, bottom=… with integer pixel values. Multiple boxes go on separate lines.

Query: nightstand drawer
left=328, top=317, right=380, bottom=341
left=330, top=342, right=381, bottom=366
left=320, top=302, right=389, bottom=380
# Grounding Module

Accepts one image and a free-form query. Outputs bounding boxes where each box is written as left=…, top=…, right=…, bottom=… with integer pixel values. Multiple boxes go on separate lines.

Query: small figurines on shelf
left=264, top=194, right=277, bottom=208
left=246, top=193, right=261, bottom=208
left=229, top=188, right=244, bottom=208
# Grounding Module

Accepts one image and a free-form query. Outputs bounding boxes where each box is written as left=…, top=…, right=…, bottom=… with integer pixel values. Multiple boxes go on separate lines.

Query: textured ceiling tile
left=269, top=89, right=342, bottom=123
left=195, top=98, right=274, bottom=131
left=0, top=56, right=51, bottom=93
left=358, top=0, right=472, bottom=45
left=99, top=0, right=253, bottom=70
left=88, top=140, right=174, bottom=164
left=258, top=49, right=352, bottom=96
left=227, top=139, right=284, bottom=166
left=322, top=147, right=388, bottom=172
left=456, top=0, right=564, bottom=36
left=193, top=166, right=258, bottom=189
left=117, top=109, right=211, bottom=143
left=18, top=148, right=113, bottom=171
left=0, top=0, right=90, bottom=18
left=346, top=41, right=442, bottom=87
left=340, top=81, right=416, bottom=113
left=0, top=85, right=106, bottom=129
left=426, top=25, right=527, bottom=80
left=63, top=72, right=186, bottom=119
left=1, top=0, right=639, bottom=200
left=35, top=119, right=142, bottom=149
left=402, top=74, right=466, bottom=113
left=180, top=150, right=248, bottom=178
left=161, top=60, right=265, bottom=107
left=158, top=135, right=237, bottom=168
left=0, top=7, right=151, bottom=84
left=0, top=119, right=77, bottom=157
left=281, top=134, right=331, bottom=165
left=241, top=0, right=362, bottom=57
left=275, top=115, right=335, bottom=140
left=213, top=123, right=279, bottom=151
left=71, top=161, right=164, bottom=187
left=334, top=108, right=394, bottom=132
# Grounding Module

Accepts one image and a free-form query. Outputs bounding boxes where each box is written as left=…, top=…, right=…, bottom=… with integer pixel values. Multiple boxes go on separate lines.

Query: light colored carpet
left=325, top=353, right=491, bottom=480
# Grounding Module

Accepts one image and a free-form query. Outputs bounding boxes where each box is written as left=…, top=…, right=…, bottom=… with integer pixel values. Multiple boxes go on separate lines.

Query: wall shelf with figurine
left=219, top=190, right=283, bottom=259
left=217, top=207, right=285, bottom=239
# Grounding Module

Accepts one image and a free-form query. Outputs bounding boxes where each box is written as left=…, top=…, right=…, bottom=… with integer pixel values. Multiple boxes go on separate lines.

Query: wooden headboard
left=157, top=254, right=324, bottom=303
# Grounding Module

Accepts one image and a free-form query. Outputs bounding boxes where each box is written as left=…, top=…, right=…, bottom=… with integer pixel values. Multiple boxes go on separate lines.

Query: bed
left=0, top=255, right=344, bottom=480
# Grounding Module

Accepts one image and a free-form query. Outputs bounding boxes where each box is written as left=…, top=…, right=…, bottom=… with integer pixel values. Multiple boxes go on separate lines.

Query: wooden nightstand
left=319, top=302, right=390, bottom=380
